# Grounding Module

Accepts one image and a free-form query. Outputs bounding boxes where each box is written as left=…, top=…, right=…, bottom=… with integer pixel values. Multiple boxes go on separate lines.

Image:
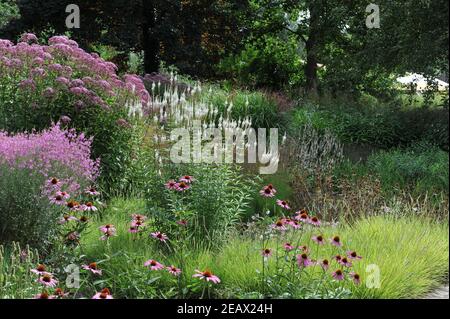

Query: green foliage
left=205, top=87, right=284, bottom=129
left=0, top=243, right=40, bottom=299
left=81, top=199, right=449, bottom=299
left=0, top=165, right=62, bottom=249
left=291, top=102, right=449, bottom=150
left=0, top=0, right=19, bottom=29
left=144, top=163, right=254, bottom=247
left=218, top=35, right=304, bottom=89
left=367, top=144, right=449, bottom=195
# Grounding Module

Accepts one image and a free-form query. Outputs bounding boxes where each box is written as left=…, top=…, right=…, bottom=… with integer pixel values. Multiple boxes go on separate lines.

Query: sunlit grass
left=80, top=198, right=449, bottom=299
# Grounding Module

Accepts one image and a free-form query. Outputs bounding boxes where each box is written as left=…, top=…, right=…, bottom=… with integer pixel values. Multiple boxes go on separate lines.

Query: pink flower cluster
left=0, top=124, right=100, bottom=195
left=0, top=34, right=150, bottom=110
left=165, top=175, right=195, bottom=192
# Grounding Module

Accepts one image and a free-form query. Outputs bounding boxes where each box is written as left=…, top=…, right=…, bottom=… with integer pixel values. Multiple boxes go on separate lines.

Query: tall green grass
left=81, top=199, right=449, bottom=299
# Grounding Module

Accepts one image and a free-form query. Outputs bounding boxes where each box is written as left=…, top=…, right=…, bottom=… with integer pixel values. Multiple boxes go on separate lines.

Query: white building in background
left=397, top=73, right=449, bottom=92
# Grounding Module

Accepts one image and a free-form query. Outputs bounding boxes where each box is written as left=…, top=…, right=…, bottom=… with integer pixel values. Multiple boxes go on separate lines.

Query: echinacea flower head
left=295, top=211, right=309, bottom=222
left=151, top=231, right=169, bottom=242
left=131, top=214, right=147, bottom=222
left=92, top=288, right=113, bottom=299
left=312, top=235, right=325, bottom=245
left=47, top=177, right=61, bottom=188
left=66, top=231, right=80, bottom=242
left=165, top=180, right=178, bottom=190
left=82, top=262, right=102, bottom=275
left=297, top=253, right=314, bottom=268
left=79, top=216, right=89, bottom=223
left=331, top=236, right=342, bottom=247
left=320, top=259, right=330, bottom=271
left=53, top=288, right=69, bottom=298
left=339, top=257, right=353, bottom=268
left=308, top=216, right=321, bottom=227
left=261, top=248, right=273, bottom=257
left=259, top=186, right=275, bottom=198
left=284, top=243, right=294, bottom=252
left=347, top=251, right=363, bottom=260
left=350, top=272, right=361, bottom=285
left=288, top=219, right=301, bottom=229
left=99, top=224, right=116, bottom=234
left=176, top=182, right=190, bottom=192
left=298, top=245, right=309, bottom=253
left=180, top=175, right=195, bottom=184
left=193, top=270, right=221, bottom=284
left=334, top=255, right=342, bottom=262
left=271, top=219, right=287, bottom=231
left=131, top=219, right=145, bottom=228
left=50, top=193, right=68, bottom=205
left=31, top=264, right=47, bottom=275
left=332, top=269, right=345, bottom=281
left=34, top=292, right=55, bottom=299
left=144, top=259, right=165, bottom=271
left=38, top=273, right=58, bottom=287
left=167, top=265, right=182, bottom=276
left=276, top=200, right=291, bottom=210
left=66, top=200, right=80, bottom=211
left=85, top=187, right=100, bottom=196
left=81, top=202, right=98, bottom=212
left=58, top=214, right=77, bottom=224
left=100, top=229, right=116, bottom=240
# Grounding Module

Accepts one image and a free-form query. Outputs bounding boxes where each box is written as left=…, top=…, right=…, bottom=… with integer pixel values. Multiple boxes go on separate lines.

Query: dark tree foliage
left=0, top=0, right=249, bottom=76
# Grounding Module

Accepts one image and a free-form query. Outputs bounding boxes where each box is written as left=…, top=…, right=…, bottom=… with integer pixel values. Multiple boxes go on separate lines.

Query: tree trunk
left=305, top=2, right=320, bottom=98
left=142, top=0, right=159, bottom=74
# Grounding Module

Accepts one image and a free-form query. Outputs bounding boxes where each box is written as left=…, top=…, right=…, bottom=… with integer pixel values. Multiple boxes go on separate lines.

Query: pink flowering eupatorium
left=0, top=124, right=100, bottom=196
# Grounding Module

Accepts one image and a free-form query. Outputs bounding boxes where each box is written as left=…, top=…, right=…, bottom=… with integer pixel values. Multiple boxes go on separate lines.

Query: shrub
left=0, top=34, right=150, bottom=191
left=0, top=124, right=99, bottom=248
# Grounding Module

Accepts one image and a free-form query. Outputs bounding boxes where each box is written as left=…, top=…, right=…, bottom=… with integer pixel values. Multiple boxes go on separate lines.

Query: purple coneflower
left=297, top=253, right=314, bottom=268
left=193, top=270, right=221, bottom=284
left=308, top=216, right=321, bottom=227
left=330, top=236, right=342, bottom=247
left=66, top=200, right=81, bottom=211
left=338, top=257, right=353, bottom=268
left=312, top=235, right=325, bottom=245
left=33, top=292, right=55, bottom=299
left=298, top=245, right=309, bottom=253
left=92, top=288, right=113, bottom=299
left=165, top=180, right=178, bottom=190
left=295, top=211, right=309, bottom=223
left=259, top=186, right=275, bottom=198
left=261, top=248, right=273, bottom=258
left=176, top=182, right=190, bottom=192
left=276, top=200, right=291, bottom=210
left=320, top=259, right=330, bottom=271
left=53, top=288, right=69, bottom=298
left=81, top=202, right=98, bottom=212
left=271, top=219, right=287, bottom=232
left=180, top=175, right=195, bottom=184
left=82, top=262, right=102, bottom=275
left=31, top=264, right=48, bottom=275
left=350, top=272, right=361, bottom=285
left=144, top=259, right=165, bottom=271
left=151, top=231, right=169, bottom=242
left=167, top=265, right=182, bottom=276
left=332, top=269, right=345, bottom=281
left=58, top=214, right=77, bottom=224
left=50, top=192, right=69, bottom=205
left=38, top=273, right=58, bottom=287
left=284, top=243, right=294, bottom=252
left=347, top=251, right=363, bottom=260
left=85, top=187, right=100, bottom=196
left=47, top=177, right=61, bottom=189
